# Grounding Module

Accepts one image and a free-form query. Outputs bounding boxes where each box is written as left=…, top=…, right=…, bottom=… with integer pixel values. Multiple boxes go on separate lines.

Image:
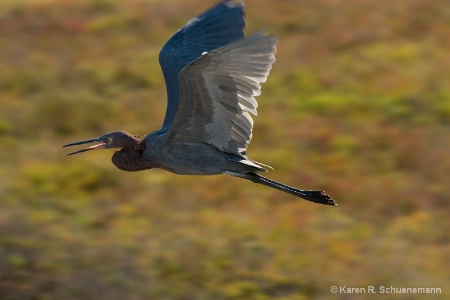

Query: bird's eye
left=108, top=137, right=113, bottom=142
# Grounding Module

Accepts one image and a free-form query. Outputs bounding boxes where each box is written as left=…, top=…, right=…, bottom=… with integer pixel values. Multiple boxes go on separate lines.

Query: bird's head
left=63, top=131, right=139, bottom=156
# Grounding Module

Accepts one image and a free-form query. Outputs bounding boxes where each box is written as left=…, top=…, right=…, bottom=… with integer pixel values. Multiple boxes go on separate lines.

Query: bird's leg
left=225, top=171, right=337, bottom=206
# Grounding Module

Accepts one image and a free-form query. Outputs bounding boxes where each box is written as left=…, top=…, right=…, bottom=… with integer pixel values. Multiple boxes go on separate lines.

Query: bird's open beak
left=63, top=137, right=106, bottom=156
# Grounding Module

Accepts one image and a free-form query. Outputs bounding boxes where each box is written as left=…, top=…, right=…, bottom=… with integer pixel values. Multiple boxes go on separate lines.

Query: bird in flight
left=64, top=0, right=336, bottom=206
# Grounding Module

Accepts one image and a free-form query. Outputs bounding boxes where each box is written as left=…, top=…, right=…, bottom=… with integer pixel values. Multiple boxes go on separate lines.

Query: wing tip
left=223, top=0, right=245, bottom=8
left=253, top=30, right=278, bottom=45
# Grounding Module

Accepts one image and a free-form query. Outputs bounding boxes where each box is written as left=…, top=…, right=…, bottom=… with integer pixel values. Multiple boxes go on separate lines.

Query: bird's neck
left=111, top=137, right=151, bottom=172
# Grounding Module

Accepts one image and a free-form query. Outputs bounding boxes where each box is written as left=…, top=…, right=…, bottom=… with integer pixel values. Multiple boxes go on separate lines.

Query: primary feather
left=168, top=32, right=277, bottom=157
left=158, top=0, right=245, bottom=131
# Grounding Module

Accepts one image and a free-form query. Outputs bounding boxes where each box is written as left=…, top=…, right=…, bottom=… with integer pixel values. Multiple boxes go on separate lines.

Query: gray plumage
left=63, top=0, right=336, bottom=206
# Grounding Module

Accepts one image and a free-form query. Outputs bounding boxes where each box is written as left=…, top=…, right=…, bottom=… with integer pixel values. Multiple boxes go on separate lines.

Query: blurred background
left=1, top=0, right=449, bottom=299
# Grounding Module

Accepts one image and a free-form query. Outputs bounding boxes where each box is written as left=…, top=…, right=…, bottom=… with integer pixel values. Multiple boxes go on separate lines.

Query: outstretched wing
left=159, top=0, right=245, bottom=132
left=167, top=32, right=277, bottom=157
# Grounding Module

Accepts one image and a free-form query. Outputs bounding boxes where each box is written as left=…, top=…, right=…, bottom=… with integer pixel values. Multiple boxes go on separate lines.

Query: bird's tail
left=227, top=172, right=336, bottom=206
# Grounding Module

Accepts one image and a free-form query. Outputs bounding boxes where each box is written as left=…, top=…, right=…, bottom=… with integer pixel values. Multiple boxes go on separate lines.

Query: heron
left=63, top=0, right=336, bottom=206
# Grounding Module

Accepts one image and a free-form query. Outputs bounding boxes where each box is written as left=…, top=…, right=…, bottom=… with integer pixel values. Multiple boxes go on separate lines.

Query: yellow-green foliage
left=1, top=0, right=449, bottom=299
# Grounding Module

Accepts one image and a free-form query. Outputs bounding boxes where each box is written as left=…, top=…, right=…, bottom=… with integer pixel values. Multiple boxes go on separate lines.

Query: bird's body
left=108, top=131, right=264, bottom=175
left=64, top=0, right=336, bottom=206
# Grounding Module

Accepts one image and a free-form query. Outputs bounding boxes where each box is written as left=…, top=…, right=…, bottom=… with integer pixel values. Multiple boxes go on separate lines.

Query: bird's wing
left=158, top=0, right=245, bottom=132
left=167, top=32, right=277, bottom=157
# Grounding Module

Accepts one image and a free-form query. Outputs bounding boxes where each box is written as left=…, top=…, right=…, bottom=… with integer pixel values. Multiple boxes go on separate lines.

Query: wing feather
left=158, top=0, right=245, bottom=132
left=167, top=32, right=277, bottom=156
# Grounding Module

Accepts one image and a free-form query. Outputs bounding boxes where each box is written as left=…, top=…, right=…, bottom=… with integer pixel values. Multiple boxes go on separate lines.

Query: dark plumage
left=63, top=0, right=336, bottom=206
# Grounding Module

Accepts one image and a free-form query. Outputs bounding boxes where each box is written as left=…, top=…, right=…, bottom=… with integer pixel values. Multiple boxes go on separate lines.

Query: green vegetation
left=1, top=0, right=449, bottom=299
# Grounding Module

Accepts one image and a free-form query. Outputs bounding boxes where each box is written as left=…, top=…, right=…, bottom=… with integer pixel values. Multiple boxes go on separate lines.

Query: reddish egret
left=64, top=0, right=336, bottom=206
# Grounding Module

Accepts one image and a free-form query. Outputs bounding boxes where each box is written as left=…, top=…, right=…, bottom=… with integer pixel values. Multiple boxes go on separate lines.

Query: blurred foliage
left=1, top=0, right=449, bottom=299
